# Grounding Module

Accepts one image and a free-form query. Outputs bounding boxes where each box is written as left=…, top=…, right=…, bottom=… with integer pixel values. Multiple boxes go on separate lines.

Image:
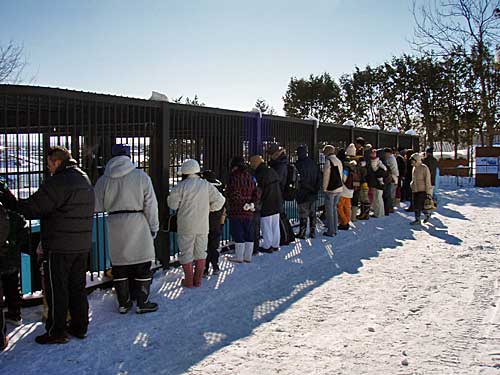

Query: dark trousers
left=230, top=217, right=254, bottom=243
left=205, top=230, right=221, bottom=272
left=382, top=184, right=392, bottom=215
left=298, top=200, right=317, bottom=226
left=113, top=261, right=152, bottom=299
left=1, top=272, right=22, bottom=315
left=0, top=279, right=5, bottom=342
left=253, top=211, right=261, bottom=253
left=43, top=252, right=89, bottom=337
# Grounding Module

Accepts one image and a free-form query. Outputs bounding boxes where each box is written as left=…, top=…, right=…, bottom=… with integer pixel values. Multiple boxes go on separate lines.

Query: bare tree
left=413, top=0, right=500, bottom=53
left=0, top=41, right=27, bottom=83
left=412, top=0, right=500, bottom=145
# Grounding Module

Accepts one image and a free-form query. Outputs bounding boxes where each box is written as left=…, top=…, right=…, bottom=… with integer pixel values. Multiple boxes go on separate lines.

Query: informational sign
left=476, top=156, right=499, bottom=174
left=476, top=157, right=498, bottom=166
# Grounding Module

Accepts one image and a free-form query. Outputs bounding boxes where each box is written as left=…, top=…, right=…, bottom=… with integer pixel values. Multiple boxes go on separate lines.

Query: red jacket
left=227, top=168, right=260, bottom=219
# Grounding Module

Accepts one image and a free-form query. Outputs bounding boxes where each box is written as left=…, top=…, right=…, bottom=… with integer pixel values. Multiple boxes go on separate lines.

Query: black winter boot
left=114, top=279, right=133, bottom=314
left=309, top=219, right=316, bottom=238
left=135, top=278, right=158, bottom=314
left=296, top=219, right=307, bottom=239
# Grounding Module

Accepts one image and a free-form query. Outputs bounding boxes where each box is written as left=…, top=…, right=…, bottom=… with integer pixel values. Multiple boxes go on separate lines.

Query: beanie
left=346, top=143, right=356, bottom=157
left=112, top=144, right=131, bottom=158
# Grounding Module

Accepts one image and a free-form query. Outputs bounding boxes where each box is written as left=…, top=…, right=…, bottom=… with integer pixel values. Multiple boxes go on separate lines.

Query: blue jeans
left=325, top=192, right=341, bottom=236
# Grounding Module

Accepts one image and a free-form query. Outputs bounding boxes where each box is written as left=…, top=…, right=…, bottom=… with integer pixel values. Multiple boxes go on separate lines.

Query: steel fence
left=0, top=85, right=420, bottom=293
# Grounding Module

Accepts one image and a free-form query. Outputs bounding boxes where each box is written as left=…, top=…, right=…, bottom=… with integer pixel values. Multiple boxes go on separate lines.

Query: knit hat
left=112, top=144, right=131, bottom=158
left=249, top=155, right=264, bottom=170
left=346, top=143, right=356, bottom=157
left=410, top=153, right=422, bottom=163
left=179, top=159, right=200, bottom=175
left=322, top=145, right=335, bottom=156
left=230, top=156, right=246, bottom=170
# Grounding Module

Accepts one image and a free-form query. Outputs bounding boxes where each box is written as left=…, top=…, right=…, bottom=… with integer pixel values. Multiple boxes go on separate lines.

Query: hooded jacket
left=94, top=156, right=159, bottom=266
left=167, top=174, right=225, bottom=235
left=17, top=159, right=95, bottom=254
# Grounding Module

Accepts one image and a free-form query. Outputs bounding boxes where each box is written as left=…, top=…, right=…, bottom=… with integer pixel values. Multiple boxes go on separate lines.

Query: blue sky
left=1, top=0, right=415, bottom=114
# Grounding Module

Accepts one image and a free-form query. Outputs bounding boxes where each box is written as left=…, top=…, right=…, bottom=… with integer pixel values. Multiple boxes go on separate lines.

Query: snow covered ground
left=2, top=185, right=500, bottom=374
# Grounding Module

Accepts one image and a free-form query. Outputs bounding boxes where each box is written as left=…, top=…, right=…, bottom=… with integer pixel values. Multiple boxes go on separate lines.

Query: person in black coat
left=4, top=146, right=95, bottom=345
left=395, top=147, right=407, bottom=205
left=0, top=202, right=11, bottom=351
left=250, top=155, right=282, bottom=253
left=423, top=147, right=438, bottom=192
left=267, top=143, right=288, bottom=194
left=294, top=145, right=321, bottom=239
left=403, top=149, right=415, bottom=210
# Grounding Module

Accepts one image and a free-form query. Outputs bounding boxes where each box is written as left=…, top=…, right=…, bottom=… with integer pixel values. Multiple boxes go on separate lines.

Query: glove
left=243, top=203, right=256, bottom=212
left=151, top=231, right=157, bottom=239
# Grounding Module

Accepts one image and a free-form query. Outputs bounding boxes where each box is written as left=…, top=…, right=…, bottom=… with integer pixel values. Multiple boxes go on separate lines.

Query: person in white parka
left=94, top=144, right=160, bottom=315
left=167, top=159, right=225, bottom=289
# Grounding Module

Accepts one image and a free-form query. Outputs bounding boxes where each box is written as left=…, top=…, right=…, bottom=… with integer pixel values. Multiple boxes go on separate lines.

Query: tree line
left=283, top=0, right=500, bottom=151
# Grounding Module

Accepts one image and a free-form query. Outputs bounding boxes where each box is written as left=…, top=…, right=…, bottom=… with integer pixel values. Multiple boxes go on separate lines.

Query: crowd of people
left=0, top=139, right=438, bottom=350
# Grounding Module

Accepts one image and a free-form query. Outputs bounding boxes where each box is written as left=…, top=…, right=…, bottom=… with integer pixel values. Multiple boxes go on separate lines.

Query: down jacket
left=167, top=174, right=225, bottom=235
left=411, top=161, right=432, bottom=195
left=17, top=159, right=95, bottom=254
left=94, top=156, right=159, bottom=266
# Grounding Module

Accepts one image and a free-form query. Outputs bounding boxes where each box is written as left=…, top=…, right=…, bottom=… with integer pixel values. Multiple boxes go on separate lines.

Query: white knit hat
left=346, top=143, right=356, bottom=157
left=179, top=159, right=201, bottom=175
left=410, top=153, right=422, bottom=163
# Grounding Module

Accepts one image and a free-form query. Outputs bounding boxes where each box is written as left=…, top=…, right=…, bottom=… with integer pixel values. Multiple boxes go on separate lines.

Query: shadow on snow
left=1, top=186, right=496, bottom=374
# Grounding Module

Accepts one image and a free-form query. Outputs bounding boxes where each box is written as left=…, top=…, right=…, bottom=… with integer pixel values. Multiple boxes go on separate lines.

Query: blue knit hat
left=112, top=144, right=131, bottom=157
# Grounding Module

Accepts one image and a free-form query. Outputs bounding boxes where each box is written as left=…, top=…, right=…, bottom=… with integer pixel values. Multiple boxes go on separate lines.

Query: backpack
left=283, top=164, right=300, bottom=201
left=344, top=168, right=354, bottom=190
left=326, top=160, right=343, bottom=191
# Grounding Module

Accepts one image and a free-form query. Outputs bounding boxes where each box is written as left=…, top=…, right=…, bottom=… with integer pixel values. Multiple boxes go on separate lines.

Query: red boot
left=1, top=336, right=8, bottom=351
left=193, top=259, right=206, bottom=288
left=181, top=263, right=194, bottom=288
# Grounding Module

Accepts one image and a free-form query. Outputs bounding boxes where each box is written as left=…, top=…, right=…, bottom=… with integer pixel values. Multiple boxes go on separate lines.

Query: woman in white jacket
left=94, top=144, right=160, bottom=314
left=167, top=159, right=225, bottom=288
